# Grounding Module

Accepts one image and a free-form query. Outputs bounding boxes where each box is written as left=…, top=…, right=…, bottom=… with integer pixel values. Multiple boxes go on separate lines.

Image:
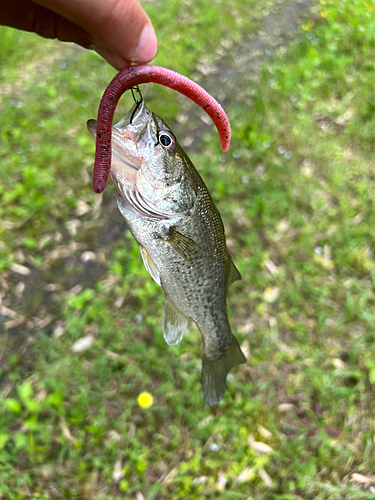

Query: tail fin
left=202, top=337, right=246, bottom=407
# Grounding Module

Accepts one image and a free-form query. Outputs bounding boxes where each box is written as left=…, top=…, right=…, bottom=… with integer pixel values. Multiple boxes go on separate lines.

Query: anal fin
left=202, top=336, right=246, bottom=407
left=163, top=295, right=188, bottom=346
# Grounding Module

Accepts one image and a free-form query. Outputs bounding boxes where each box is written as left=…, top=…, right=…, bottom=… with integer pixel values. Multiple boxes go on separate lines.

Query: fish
left=87, top=100, right=246, bottom=406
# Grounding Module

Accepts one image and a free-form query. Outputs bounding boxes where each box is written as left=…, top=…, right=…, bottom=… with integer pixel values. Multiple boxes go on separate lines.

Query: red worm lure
left=93, top=65, right=231, bottom=193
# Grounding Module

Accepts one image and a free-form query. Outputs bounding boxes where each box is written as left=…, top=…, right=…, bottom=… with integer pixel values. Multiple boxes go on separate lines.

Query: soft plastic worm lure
left=93, top=65, right=231, bottom=193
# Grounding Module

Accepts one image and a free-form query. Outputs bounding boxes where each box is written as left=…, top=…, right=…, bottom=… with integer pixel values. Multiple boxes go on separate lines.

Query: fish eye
left=159, top=132, right=175, bottom=149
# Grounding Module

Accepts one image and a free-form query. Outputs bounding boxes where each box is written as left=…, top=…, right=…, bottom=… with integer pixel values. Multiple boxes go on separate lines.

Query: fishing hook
left=130, top=85, right=143, bottom=124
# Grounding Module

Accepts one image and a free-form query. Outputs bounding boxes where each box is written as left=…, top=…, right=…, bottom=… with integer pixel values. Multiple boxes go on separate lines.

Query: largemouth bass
left=87, top=101, right=246, bottom=406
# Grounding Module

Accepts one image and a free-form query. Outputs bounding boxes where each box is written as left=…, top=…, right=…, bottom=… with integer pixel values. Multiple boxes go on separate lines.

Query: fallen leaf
left=62, top=424, right=75, bottom=443
left=248, top=436, right=273, bottom=454
left=278, top=403, right=294, bottom=412
left=259, top=467, right=273, bottom=488
left=0, top=305, right=18, bottom=318
left=112, top=460, right=124, bottom=482
left=71, top=335, right=94, bottom=353
left=264, top=259, right=279, bottom=276
left=257, top=424, right=273, bottom=439
left=162, top=468, right=178, bottom=485
left=10, top=263, right=31, bottom=276
left=238, top=467, right=256, bottom=483
left=350, top=473, right=373, bottom=486
left=4, top=317, right=26, bottom=330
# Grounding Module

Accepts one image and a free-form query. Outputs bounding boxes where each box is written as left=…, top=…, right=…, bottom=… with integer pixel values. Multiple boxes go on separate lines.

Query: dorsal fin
left=229, top=257, right=241, bottom=285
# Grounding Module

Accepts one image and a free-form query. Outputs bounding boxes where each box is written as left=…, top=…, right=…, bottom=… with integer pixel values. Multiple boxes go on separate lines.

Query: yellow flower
left=302, top=20, right=314, bottom=31
left=321, top=10, right=329, bottom=17
left=263, top=287, right=280, bottom=304
left=137, top=392, right=153, bottom=409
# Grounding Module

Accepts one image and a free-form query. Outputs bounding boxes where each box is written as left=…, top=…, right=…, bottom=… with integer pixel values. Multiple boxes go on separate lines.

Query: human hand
left=0, top=0, right=157, bottom=70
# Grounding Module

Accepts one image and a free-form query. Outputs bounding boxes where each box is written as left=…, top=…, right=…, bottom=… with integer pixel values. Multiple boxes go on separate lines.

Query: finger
left=90, top=44, right=132, bottom=71
left=0, top=0, right=131, bottom=69
left=0, top=0, right=91, bottom=47
left=33, top=0, right=157, bottom=64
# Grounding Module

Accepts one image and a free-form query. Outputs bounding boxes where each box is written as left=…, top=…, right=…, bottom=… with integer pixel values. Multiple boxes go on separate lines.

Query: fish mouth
left=114, top=99, right=151, bottom=130
left=110, top=129, right=141, bottom=187
left=87, top=101, right=152, bottom=187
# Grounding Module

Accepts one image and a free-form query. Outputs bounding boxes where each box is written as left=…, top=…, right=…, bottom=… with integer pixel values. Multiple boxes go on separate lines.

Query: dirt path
left=171, top=0, right=313, bottom=145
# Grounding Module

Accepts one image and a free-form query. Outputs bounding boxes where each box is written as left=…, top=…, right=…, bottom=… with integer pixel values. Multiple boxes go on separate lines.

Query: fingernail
left=133, top=24, right=157, bottom=63
left=91, top=44, right=130, bottom=70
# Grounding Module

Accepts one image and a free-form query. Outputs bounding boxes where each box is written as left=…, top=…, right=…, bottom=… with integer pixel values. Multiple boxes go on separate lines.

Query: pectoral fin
left=229, top=258, right=241, bottom=285
left=165, top=231, right=202, bottom=262
left=140, top=246, right=161, bottom=286
left=163, top=296, right=188, bottom=346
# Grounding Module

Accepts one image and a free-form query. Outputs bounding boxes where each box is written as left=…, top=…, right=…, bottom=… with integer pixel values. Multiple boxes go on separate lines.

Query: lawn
left=0, top=0, right=375, bottom=498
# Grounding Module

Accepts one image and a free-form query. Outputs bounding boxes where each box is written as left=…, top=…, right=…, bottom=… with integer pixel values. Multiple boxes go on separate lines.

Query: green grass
left=1, top=0, right=375, bottom=498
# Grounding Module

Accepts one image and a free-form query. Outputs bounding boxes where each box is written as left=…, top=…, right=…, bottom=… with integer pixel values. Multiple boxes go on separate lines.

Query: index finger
left=33, top=0, right=157, bottom=64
